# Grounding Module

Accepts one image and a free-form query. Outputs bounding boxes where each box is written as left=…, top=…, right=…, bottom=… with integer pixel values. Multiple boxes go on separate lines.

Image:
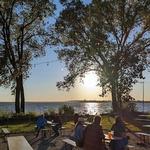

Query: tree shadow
left=60, top=144, right=73, bottom=150
left=36, top=134, right=58, bottom=150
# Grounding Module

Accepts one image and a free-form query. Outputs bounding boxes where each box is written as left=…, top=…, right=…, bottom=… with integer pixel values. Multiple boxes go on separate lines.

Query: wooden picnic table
left=7, top=136, right=33, bottom=150
left=104, top=134, right=135, bottom=149
left=47, top=120, right=57, bottom=126
left=143, top=125, right=150, bottom=128
left=135, top=118, right=150, bottom=122
left=138, top=115, right=150, bottom=117
left=136, top=132, right=150, bottom=144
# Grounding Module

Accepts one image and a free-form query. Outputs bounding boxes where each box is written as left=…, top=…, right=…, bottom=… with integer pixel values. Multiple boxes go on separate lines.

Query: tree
left=54, top=0, right=150, bottom=112
left=0, top=0, right=55, bottom=113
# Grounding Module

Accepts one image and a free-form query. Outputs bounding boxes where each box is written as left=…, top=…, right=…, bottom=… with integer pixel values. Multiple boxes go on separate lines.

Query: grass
left=0, top=122, right=35, bottom=133
left=0, top=115, right=141, bottom=133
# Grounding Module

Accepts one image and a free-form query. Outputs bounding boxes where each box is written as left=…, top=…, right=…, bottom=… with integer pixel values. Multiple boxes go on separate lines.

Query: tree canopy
left=0, top=0, right=55, bottom=113
left=54, top=0, right=150, bottom=112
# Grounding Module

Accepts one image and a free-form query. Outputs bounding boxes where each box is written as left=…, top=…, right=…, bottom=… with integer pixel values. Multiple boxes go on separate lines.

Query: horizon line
left=0, top=100, right=149, bottom=103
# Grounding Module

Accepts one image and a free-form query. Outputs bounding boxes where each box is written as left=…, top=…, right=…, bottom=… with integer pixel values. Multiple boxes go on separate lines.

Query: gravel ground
left=0, top=129, right=150, bottom=150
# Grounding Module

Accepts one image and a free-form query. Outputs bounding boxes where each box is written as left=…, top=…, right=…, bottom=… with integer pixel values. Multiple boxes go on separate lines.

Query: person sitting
left=72, top=117, right=85, bottom=147
left=83, top=115, right=105, bottom=150
left=52, top=113, right=62, bottom=136
left=36, top=114, right=47, bottom=137
left=110, top=116, right=128, bottom=150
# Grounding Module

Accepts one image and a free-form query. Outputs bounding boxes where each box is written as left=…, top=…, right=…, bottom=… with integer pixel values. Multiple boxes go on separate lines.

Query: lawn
left=0, top=115, right=141, bottom=134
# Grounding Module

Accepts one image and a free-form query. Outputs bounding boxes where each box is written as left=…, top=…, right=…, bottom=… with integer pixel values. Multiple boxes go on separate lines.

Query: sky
left=0, top=48, right=150, bottom=102
left=0, top=0, right=150, bottom=102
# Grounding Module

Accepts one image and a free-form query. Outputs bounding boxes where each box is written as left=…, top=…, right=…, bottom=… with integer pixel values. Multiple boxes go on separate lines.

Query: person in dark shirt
left=73, top=113, right=79, bottom=125
left=52, top=113, right=62, bottom=136
left=110, top=116, right=128, bottom=150
left=83, top=115, right=105, bottom=150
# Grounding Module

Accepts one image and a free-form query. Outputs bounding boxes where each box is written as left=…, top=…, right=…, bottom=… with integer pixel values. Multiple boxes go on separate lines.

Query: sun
left=83, top=72, right=98, bottom=89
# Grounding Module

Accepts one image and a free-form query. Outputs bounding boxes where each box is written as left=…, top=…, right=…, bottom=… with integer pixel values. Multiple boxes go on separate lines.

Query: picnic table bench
left=136, top=132, right=150, bottom=144
left=2, top=128, right=10, bottom=140
left=135, top=118, right=150, bottom=122
left=2, top=128, right=10, bottom=134
left=142, top=125, right=150, bottom=128
left=47, top=120, right=66, bottom=135
left=138, top=115, right=150, bottom=117
left=63, top=138, right=81, bottom=150
left=7, top=136, right=33, bottom=150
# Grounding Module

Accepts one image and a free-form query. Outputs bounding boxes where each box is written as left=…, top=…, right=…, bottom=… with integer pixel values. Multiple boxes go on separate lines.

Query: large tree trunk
left=111, top=81, right=119, bottom=113
left=20, top=75, right=25, bottom=113
left=15, top=75, right=25, bottom=113
left=15, top=77, right=21, bottom=113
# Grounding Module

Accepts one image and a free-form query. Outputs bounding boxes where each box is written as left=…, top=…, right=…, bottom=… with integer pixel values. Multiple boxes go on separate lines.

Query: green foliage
left=0, top=0, right=55, bottom=113
left=47, top=109, right=56, bottom=115
left=54, top=0, right=150, bottom=112
left=59, top=105, right=74, bottom=115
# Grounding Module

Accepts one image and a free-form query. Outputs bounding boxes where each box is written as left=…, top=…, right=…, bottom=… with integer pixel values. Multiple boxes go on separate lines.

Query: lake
left=0, top=101, right=150, bottom=115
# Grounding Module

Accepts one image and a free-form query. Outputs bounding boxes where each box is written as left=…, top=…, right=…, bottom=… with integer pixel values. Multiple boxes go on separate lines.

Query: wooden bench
left=2, top=128, right=10, bottom=140
left=2, top=128, right=10, bottom=134
left=41, top=128, right=50, bottom=137
left=63, top=138, right=80, bottom=150
left=135, top=118, right=150, bottom=122
left=59, top=126, right=66, bottom=135
left=127, top=145, right=135, bottom=150
left=136, top=132, right=150, bottom=144
left=7, top=136, right=33, bottom=150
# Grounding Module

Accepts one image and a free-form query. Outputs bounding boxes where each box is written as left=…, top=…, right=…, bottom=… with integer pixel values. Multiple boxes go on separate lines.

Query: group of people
left=35, top=113, right=128, bottom=150
left=72, top=114, right=128, bottom=150
left=35, top=113, right=62, bottom=137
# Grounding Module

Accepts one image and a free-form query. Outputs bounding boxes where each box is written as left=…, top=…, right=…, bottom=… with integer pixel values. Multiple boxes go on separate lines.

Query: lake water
left=0, top=101, right=149, bottom=115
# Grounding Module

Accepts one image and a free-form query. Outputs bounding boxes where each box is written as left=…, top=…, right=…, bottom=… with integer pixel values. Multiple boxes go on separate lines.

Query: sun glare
left=83, top=72, right=98, bottom=89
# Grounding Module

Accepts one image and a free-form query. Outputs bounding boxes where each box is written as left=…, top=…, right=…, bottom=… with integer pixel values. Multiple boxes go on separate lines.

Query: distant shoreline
left=0, top=100, right=150, bottom=103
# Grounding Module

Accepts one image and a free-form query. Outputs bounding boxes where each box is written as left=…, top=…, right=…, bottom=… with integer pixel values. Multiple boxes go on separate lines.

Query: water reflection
left=83, top=103, right=100, bottom=115
left=75, top=102, right=112, bottom=115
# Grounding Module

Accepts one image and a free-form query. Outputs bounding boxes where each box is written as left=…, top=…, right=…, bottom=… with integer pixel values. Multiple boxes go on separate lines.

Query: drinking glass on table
left=108, top=131, right=113, bottom=140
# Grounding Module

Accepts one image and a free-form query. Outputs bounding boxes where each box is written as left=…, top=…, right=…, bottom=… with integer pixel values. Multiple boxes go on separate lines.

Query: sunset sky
left=0, top=0, right=150, bottom=102
left=0, top=48, right=150, bottom=102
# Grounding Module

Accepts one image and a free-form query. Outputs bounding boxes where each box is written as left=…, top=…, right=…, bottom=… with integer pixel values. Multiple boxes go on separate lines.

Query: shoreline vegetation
left=0, top=113, right=144, bottom=134
left=0, top=105, right=149, bottom=150
left=0, top=100, right=150, bottom=103
left=0, top=104, right=149, bottom=134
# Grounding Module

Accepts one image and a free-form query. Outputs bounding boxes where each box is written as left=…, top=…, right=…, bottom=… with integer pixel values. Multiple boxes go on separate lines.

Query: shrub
left=59, top=105, right=74, bottom=115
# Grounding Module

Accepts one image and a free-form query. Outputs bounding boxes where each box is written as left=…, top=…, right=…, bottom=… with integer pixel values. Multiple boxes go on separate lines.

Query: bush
left=59, top=105, right=74, bottom=115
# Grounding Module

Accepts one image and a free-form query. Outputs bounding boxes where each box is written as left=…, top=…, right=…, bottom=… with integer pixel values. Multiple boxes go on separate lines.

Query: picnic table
left=7, top=136, right=33, bottom=150
left=135, top=118, right=150, bottom=122
left=138, top=115, right=150, bottom=118
left=136, top=132, right=150, bottom=144
left=143, top=125, right=150, bottom=128
left=104, top=134, right=135, bottom=149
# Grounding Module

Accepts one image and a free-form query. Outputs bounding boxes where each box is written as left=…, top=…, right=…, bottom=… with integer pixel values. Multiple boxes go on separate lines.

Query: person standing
left=52, top=113, right=62, bottom=136
left=83, top=115, right=106, bottom=150
left=36, top=114, right=47, bottom=137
